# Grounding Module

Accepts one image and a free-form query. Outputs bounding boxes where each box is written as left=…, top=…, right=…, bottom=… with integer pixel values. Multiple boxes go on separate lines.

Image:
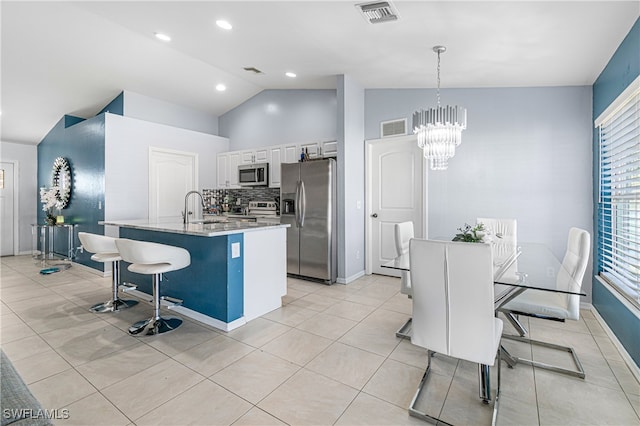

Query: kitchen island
left=101, top=219, right=289, bottom=331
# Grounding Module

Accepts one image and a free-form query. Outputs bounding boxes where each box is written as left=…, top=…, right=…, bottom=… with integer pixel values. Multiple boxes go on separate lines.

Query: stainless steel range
left=247, top=200, right=278, bottom=217
left=222, top=200, right=279, bottom=223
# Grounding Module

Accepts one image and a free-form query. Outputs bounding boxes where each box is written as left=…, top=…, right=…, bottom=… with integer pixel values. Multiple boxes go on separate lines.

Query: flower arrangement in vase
left=40, top=187, right=60, bottom=225
left=452, top=222, right=502, bottom=243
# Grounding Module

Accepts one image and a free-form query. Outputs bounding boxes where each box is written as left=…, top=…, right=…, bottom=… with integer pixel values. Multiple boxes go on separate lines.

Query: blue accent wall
left=119, top=228, right=244, bottom=323
left=38, top=114, right=106, bottom=270
left=592, top=17, right=640, bottom=368
left=594, top=282, right=640, bottom=367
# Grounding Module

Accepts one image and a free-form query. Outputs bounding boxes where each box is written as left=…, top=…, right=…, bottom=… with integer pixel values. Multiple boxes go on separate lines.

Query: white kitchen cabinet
left=321, top=140, right=338, bottom=157
left=228, top=152, right=241, bottom=187
left=241, top=151, right=254, bottom=164
left=283, top=144, right=300, bottom=164
left=269, top=145, right=283, bottom=188
left=217, top=141, right=337, bottom=189
left=299, top=142, right=321, bottom=159
left=216, top=153, right=229, bottom=188
left=241, top=148, right=269, bottom=164
left=217, top=151, right=241, bottom=188
left=255, top=148, right=269, bottom=163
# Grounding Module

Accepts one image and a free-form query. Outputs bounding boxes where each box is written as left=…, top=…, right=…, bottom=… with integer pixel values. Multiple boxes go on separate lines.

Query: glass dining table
left=382, top=241, right=585, bottom=309
left=382, top=240, right=587, bottom=397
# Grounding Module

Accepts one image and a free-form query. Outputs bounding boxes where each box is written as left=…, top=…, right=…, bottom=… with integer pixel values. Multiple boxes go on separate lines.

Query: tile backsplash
left=202, top=187, right=280, bottom=212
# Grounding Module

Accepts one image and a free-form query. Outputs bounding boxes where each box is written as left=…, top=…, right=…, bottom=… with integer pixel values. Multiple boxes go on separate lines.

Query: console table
left=31, top=224, right=76, bottom=264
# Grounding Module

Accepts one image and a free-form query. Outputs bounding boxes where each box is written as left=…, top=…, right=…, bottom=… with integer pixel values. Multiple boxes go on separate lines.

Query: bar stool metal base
left=128, top=316, right=182, bottom=335
left=90, top=298, right=138, bottom=313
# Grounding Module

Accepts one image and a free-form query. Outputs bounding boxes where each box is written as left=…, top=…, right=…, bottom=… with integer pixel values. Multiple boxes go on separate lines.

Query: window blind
left=598, top=90, right=640, bottom=305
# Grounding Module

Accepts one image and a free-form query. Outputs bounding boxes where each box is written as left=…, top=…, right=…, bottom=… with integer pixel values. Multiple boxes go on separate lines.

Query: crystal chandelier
left=413, top=46, right=467, bottom=170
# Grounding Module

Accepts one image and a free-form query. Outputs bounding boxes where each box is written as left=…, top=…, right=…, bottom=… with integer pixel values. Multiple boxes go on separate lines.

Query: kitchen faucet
left=183, top=190, right=205, bottom=225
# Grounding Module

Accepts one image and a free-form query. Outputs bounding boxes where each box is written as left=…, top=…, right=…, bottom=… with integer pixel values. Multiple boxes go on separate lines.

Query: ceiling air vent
left=243, top=67, right=263, bottom=74
left=381, top=118, right=407, bottom=138
left=356, top=1, right=399, bottom=24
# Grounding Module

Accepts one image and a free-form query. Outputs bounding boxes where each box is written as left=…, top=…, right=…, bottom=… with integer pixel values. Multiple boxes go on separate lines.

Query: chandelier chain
left=436, top=49, right=441, bottom=107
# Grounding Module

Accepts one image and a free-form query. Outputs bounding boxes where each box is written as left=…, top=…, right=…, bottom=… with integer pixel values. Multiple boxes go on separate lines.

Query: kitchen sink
left=190, top=218, right=228, bottom=224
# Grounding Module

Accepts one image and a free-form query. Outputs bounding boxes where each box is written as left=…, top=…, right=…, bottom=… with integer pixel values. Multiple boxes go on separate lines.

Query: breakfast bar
left=101, top=219, right=289, bottom=331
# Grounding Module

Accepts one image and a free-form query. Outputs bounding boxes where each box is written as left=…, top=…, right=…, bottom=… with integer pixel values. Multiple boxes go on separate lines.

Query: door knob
left=371, top=213, right=378, bottom=218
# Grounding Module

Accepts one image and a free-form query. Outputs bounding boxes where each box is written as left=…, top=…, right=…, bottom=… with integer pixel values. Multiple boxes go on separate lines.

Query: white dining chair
left=478, top=217, right=520, bottom=298
left=394, top=221, right=414, bottom=338
left=409, top=239, right=502, bottom=425
left=498, top=227, right=591, bottom=378
left=476, top=217, right=517, bottom=243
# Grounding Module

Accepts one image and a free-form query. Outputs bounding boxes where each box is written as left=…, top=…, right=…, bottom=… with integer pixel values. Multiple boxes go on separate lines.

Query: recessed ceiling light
left=154, top=32, right=171, bottom=42
left=216, top=84, right=227, bottom=92
left=285, top=72, right=297, bottom=78
left=216, top=20, right=232, bottom=30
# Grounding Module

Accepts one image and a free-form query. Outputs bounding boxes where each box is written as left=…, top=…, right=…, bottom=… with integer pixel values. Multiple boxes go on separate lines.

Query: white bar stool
left=78, top=232, right=138, bottom=313
left=115, top=238, right=191, bottom=335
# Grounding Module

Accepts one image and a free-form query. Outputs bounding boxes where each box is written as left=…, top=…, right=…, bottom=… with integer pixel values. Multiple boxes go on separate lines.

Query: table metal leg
left=478, top=363, right=491, bottom=403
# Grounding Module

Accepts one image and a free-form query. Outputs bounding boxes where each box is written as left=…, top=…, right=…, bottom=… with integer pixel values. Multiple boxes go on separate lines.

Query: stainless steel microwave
left=238, top=163, right=269, bottom=186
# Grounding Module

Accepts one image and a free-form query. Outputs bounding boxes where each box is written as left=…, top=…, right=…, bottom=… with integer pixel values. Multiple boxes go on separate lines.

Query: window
left=597, top=79, right=640, bottom=306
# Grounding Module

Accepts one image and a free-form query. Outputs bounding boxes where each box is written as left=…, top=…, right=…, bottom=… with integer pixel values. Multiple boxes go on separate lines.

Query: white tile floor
left=1, top=254, right=639, bottom=425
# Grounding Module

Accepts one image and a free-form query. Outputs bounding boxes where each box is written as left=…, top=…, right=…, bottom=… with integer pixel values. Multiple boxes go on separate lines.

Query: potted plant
left=452, top=222, right=501, bottom=243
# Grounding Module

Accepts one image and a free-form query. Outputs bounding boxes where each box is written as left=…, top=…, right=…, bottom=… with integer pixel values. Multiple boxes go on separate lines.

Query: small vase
left=45, top=214, right=57, bottom=226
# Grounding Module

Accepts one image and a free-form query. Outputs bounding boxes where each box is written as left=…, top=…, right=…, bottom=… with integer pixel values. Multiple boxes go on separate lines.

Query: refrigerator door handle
left=299, top=180, right=306, bottom=228
left=294, top=180, right=301, bottom=227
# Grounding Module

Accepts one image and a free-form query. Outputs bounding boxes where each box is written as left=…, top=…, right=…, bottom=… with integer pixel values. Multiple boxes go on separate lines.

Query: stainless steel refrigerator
left=281, top=159, right=337, bottom=284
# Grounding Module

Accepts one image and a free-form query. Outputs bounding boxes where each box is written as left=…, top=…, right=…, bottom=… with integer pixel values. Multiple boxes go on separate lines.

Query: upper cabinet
left=228, top=152, right=241, bottom=187
left=269, top=145, right=283, bottom=188
left=217, top=153, right=229, bottom=188
left=321, top=140, right=338, bottom=157
left=283, top=144, right=300, bottom=164
left=217, top=140, right=337, bottom=188
left=217, top=151, right=242, bottom=188
left=241, top=148, right=269, bottom=164
left=299, top=142, right=320, bottom=159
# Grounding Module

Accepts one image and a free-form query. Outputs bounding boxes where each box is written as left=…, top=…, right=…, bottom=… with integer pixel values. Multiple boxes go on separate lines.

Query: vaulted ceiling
left=2, top=1, right=638, bottom=145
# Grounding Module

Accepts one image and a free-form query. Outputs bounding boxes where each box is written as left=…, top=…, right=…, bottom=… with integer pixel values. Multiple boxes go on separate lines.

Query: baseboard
left=336, top=269, right=365, bottom=284
left=586, top=303, right=640, bottom=383
left=123, top=288, right=246, bottom=332
left=71, top=261, right=109, bottom=278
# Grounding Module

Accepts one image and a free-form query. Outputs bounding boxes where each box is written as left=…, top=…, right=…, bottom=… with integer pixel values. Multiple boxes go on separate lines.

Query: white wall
left=0, top=141, right=37, bottom=254
left=219, top=89, right=337, bottom=151
left=104, top=114, right=229, bottom=220
left=123, top=90, right=219, bottom=136
left=337, top=75, right=366, bottom=283
left=365, top=86, right=594, bottom=298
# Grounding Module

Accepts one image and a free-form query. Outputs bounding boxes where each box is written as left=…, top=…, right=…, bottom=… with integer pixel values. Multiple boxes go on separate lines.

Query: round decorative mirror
left=52, top=157, right=71, bottom=208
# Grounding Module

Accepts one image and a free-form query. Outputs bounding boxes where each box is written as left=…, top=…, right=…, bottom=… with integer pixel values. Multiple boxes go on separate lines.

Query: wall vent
left=356, top=1, right=399, bottom=24
left=380, top=118, right=407, bottom=137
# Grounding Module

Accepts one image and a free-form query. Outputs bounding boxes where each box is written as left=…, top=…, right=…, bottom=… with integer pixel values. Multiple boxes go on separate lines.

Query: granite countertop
left=100, top=219, right=289, bottom=237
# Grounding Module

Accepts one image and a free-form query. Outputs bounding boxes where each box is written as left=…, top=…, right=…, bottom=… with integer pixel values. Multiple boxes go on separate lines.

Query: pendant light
left=413, top=46, right=467, bottom=170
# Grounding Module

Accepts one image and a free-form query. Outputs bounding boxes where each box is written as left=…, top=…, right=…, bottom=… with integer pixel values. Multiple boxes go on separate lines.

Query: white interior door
left=366, top=135, right=426, bottom=276
left=0, top=162, right=15, bottom=256
left=149, top=148, right=198, bottom=222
